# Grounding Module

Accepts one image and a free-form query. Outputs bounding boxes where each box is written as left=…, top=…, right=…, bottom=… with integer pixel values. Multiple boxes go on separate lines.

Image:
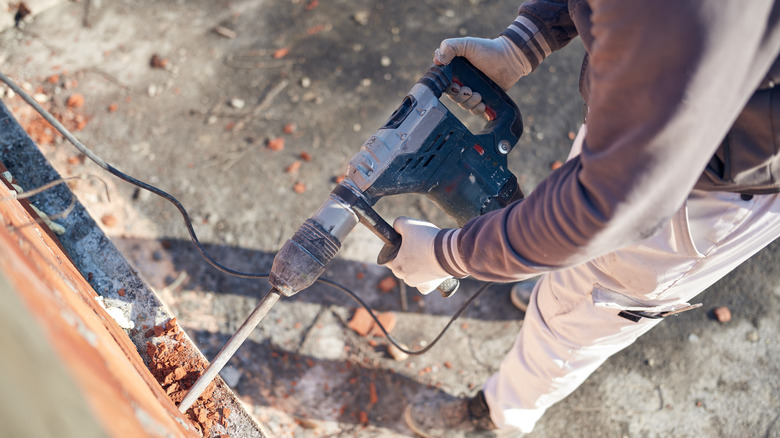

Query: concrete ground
left=2, top=0, right=779, bottom=437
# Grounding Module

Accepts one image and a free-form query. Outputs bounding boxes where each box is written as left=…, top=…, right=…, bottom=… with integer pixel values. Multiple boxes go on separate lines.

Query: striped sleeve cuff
left=434, top=228, right=469, bottom=278
left=500, top=14, right=554, bottom=73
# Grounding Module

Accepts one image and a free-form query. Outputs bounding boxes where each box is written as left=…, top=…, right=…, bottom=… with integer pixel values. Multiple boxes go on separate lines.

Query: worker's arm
left=441, top=0, right=778, bottom=282
left=387, top=0, right=780, bottom=289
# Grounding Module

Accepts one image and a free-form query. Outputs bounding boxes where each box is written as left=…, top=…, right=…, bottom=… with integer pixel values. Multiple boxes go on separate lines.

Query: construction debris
left=146, top=318, right=232, bottom=437
left=714, top=306, right=732, bottom=324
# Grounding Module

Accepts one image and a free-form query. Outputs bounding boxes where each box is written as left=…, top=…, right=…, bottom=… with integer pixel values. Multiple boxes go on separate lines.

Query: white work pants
left=482, top=131, right=780, bottom=432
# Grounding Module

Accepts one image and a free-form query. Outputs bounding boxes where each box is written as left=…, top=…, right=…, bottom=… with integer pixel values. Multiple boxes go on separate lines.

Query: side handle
left=376, top=231, right=459, bottom=298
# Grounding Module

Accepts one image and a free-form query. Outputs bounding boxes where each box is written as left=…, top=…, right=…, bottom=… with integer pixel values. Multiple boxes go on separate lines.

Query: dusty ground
left=2, top=1, right=779, bottom=437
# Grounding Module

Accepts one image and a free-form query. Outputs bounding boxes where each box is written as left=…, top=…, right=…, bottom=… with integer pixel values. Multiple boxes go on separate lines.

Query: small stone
left=101, top=214, right=118, bottom=227
left=292, top=181, right=306, bottom=193
left=746, top=330, right=760, bottom=343
left=230, top=98, right=245, bottom=109
left=66, top=93, right=85, bottom=108
left=380, top=56, right=392, bottom=67
left=353, top=11, right=369, bottom=26
left=213, top=25, right=237, bottom=39
left=150, top=54, right=169, bottom=69
left=301, top=77, right=311, bottom=88
left=387, top=343, right=409, bottom=361
left=713, top=306, right=731, bottom=323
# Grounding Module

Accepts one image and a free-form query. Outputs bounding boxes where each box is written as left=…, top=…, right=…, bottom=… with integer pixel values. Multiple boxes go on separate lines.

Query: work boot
left=404, top=390, right=508, bottom=437
left=510, top=280, right=536, bottom=312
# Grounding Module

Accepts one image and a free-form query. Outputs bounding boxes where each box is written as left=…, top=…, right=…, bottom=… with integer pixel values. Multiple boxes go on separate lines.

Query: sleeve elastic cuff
left=434, top=228, right=469, bottom=278
left=501, top=14, right=552, bottom=73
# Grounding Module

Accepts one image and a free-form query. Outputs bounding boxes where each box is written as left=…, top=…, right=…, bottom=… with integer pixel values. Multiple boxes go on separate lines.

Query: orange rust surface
left=0, top=170, right=198, bottom=437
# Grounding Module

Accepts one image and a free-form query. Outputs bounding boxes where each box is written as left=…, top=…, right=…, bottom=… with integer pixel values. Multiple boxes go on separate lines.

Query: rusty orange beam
left=0, top=166, right=199, bottom=437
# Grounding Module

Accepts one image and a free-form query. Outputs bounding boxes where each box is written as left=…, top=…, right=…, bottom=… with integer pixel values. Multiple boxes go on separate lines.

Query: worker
left=384, top=0, right=780, bottom=436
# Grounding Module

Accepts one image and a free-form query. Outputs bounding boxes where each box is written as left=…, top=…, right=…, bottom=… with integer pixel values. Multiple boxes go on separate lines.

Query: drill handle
left=332, top=183, right=459, bottom=297
left=418, top=56, right=523, bottom=145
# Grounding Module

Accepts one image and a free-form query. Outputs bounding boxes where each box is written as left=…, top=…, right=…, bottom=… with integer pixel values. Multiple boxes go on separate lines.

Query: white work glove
left=383, top=217, right=453, bottom=295
left=434, top=36, right=531, bottom=115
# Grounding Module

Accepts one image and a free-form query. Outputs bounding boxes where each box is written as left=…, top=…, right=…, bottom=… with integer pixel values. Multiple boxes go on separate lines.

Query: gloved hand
left=382, top=217, right=454, bottom=295
left=434, top=36, right=530, bottom=116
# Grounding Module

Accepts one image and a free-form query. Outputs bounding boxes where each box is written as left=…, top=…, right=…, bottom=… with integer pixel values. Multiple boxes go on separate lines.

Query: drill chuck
left=269, top=190, right=359, bottom=296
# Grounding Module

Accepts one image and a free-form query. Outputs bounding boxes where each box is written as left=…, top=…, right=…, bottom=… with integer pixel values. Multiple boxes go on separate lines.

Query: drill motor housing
left=269, top=58, right=524, bottom=297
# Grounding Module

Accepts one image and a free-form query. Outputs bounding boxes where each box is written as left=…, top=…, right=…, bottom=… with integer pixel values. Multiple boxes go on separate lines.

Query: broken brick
left=267, top=137, right=285, bottom=151
left=174, top=366, right=187, bottom=380
left=369, top=381, right=378, bottom=405
left=714, top=306, right=732, bottom=323
left=285, top=161, right=301, bottom=174
left=371, top=311, right=396, bottom=337
left=377, top=276, right=397, bottom=293
left=146, top=341, right=156, bottom=358
left=101, top=214, right=117, bottom=227
left=66, top=93, right=85, bottom=109
left=273, top=47, right=290, bottom=59
left=347, top=307, right=374, bottom=337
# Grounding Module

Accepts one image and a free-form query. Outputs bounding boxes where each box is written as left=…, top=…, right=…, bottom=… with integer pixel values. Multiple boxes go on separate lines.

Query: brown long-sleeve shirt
left=437, top=0, right=780, bottom=282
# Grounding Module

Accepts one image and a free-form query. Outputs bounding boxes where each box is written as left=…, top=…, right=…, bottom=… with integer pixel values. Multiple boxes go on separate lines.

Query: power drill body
left=269, top=58, right=524, bottom=297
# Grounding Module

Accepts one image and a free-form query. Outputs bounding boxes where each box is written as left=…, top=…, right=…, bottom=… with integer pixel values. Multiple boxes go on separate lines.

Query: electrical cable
left=0, top=70, right=490, bottom=355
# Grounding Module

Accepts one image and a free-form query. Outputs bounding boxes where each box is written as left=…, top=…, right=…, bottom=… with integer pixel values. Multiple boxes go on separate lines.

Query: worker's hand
left=382, top=217, right=454, bottom=295
left=434, top=36, right=530, bottom=117
left=434, top=36, right=530, bottom=91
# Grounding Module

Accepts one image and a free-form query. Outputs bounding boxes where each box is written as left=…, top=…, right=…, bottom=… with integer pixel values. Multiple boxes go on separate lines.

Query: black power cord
left=0, top=70, right=491, bottom=356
